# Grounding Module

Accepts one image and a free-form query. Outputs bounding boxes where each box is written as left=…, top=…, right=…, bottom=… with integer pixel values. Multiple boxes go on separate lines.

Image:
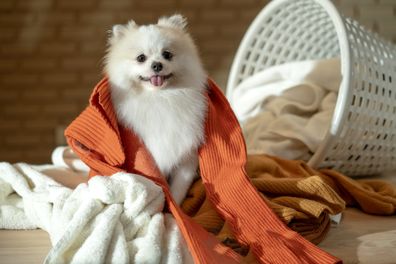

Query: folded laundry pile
left=229, top=59, right=341, bottom=161
left=182, top=154, right=396, bottom=263
left=1, top=146, right=395, bottom=263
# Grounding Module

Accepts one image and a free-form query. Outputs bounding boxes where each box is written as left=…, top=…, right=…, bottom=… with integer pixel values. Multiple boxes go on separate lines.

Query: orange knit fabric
left=65, top=77, right=342, bottom=264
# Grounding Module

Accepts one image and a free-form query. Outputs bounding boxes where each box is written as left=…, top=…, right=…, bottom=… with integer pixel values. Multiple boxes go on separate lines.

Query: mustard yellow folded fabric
left=181, top=154, right=396, bottom=261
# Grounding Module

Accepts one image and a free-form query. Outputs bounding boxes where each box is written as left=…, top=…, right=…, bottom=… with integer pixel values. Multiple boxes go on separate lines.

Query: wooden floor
left=319, top=208, right=396, bottom=264
left=0, top=230, right=50, bottom=264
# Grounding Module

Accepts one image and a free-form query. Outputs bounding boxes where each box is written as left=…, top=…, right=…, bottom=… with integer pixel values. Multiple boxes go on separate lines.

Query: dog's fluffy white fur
left=104, top=14, right=207, bottom=204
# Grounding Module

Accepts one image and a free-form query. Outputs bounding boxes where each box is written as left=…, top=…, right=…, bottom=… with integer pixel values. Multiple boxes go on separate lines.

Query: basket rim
left=226, top=0, right=352, bottom=168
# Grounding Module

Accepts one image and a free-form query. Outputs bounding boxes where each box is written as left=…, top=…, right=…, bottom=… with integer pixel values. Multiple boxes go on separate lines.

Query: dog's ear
left=158, top=14, right=187, bottom=30
left=126, top=20, right=138, bottom=30
left=110, top=20, right=137, bottom=39
left=111, top=25, right=125, bottom=39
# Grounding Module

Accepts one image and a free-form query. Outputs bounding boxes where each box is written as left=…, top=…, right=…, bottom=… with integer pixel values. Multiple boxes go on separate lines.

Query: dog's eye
left=162, top=51, right=173, bottom=61
left=136, top=54, right=146, bottom=63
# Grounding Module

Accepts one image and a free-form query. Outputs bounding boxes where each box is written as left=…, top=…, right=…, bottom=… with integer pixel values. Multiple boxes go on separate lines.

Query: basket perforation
left=233, top=0, right=341, bottom=87
left=227, top=0, right=396, bottom=176
left=324, top=14, right=396, bottom=175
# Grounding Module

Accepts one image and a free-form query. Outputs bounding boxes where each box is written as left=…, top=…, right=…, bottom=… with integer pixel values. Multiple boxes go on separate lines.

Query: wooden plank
left=0, top=229, right=51, bottom=264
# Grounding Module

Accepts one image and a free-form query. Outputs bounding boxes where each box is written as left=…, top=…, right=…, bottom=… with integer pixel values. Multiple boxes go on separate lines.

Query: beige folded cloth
left=230, top=59, right=341, bottom=161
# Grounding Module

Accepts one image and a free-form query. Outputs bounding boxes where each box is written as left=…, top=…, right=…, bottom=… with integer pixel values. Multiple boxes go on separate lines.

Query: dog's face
left=105, top=14, right=206, bottom=93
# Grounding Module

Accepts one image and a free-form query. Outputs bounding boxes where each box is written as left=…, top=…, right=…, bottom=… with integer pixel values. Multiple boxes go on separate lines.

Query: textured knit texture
left=247, top=155, right=396, bottom=216
left=65, top=77, right=341, bottom=264
left=182, top=154, right=396, bottom=261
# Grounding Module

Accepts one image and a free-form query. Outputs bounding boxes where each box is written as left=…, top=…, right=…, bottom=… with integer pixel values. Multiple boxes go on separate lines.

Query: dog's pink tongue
left=150, top=75, right=164, bottom=87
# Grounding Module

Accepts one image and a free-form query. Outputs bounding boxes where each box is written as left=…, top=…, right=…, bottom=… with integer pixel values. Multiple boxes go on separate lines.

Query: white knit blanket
left=229, top=58, right=341, bottom=161
left=0, top=147, right=192, bottom=264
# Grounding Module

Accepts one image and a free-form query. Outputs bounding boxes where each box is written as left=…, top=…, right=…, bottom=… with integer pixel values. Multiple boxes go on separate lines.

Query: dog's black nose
left=151, top=62, right=163, bottom=73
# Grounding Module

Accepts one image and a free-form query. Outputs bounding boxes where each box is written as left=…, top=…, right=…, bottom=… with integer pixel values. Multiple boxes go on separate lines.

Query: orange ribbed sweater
left=65, top=77, right=341, bottom=264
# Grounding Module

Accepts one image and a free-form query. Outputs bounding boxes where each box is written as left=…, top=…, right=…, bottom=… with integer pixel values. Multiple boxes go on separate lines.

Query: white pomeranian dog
left=105, top=14, right=207, bottom=204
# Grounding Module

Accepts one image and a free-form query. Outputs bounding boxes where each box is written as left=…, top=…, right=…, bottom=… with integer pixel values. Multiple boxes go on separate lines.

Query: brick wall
left=0, top=0, right=395, bottom=164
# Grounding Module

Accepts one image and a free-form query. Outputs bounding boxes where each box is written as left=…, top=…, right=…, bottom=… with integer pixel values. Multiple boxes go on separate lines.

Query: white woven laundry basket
left=227, top=0, right=396, bottom=176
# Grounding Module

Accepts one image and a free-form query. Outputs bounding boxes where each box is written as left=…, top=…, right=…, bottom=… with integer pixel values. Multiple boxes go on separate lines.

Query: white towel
left=51, top=145, right=90, bottom=172
left=0, top=147, right=192, bottom=263
left=229, top=59, right=341, bottom=160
